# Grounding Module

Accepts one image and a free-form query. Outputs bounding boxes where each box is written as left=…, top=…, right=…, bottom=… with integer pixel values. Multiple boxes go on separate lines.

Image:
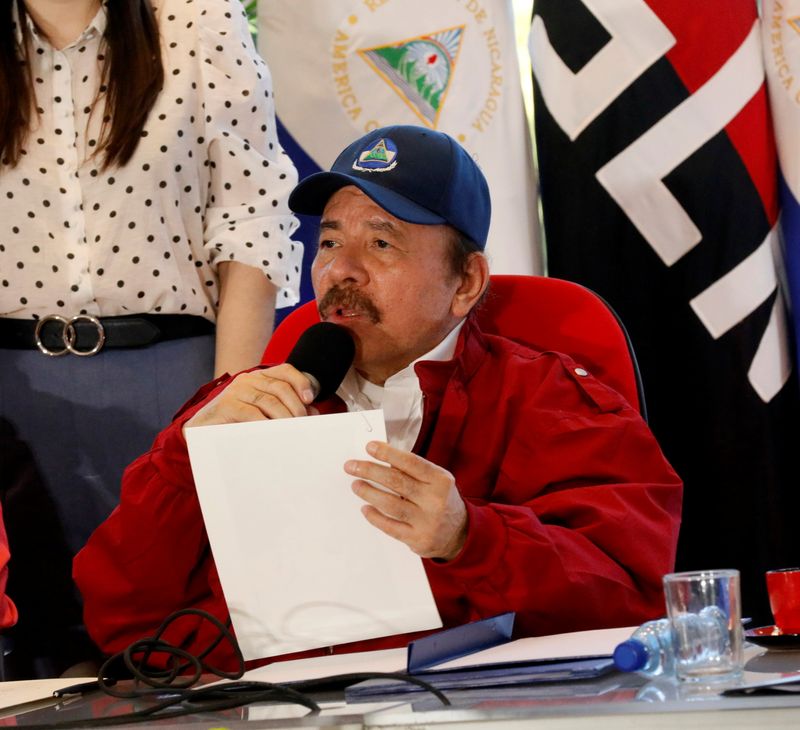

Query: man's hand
left=345, top=441, right=468, bottom=561
left=184, top=364, right=316, bottom=430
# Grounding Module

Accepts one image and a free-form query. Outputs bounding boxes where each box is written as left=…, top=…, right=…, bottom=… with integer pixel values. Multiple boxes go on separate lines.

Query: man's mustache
left=318, top=286, right=381, bottom=324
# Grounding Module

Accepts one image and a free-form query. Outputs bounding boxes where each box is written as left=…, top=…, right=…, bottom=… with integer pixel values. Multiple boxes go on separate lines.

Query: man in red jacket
left=0, top=504, right=17, bottom=634
left=74, top=125, right=682, bottom=670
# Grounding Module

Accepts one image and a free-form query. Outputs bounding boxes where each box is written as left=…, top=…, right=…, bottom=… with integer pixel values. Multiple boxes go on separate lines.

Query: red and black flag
left=531, top=0, right=800, bottom=621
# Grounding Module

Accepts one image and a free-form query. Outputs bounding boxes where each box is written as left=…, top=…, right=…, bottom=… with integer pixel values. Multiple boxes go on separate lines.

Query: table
left=2, top=643, right=800, bottom=729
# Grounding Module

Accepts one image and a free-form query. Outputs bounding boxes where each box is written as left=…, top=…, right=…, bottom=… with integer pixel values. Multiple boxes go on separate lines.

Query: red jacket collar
left=314, top=315, right=488, bottom=422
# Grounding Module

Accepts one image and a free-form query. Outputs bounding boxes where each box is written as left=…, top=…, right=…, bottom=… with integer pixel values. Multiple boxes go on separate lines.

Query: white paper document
left=245, top=647, right=408, bottom=684
left=241, top=626, right=636, bottom=685
left=186, top=409, right=442, bottom=661
left=433, top=626, right=636, bottom=670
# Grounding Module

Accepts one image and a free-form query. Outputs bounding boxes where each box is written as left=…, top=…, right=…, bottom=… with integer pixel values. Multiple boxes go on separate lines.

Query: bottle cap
left=613, top=639, right=649, bottom=672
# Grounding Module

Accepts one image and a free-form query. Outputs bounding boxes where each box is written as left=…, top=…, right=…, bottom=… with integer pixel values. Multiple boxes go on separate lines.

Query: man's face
left=312, top=186, right=464, bottom=385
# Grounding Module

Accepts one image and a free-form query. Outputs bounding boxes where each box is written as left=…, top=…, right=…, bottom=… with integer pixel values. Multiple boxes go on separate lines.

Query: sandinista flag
left=259, top=0, right=542, bottom=301
left=531, top=0, right=800, bottom=621
left=763, top=1, right=800, bottom=379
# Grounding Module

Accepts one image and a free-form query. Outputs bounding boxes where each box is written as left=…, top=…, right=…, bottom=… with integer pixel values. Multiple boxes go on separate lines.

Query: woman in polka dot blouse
left=0, top=0, right=302, bottom=674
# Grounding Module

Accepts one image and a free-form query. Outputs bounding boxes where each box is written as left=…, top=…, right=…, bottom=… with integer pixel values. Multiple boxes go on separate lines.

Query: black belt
left=0, top=314, right=215, bottom=356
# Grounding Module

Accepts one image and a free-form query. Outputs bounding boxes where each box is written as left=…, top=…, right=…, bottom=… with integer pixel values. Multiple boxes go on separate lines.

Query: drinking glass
left=663, top=569, right=743, bottom=682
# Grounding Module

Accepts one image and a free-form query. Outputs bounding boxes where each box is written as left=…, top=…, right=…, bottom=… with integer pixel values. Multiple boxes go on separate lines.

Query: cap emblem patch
left=352, top=138, right=398, bottom=172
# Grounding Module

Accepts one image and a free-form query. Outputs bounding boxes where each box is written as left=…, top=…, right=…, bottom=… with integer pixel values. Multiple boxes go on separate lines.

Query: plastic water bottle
left=613, top=606, right=729, bottom=678
left=613, top=618, right=675, bottom=677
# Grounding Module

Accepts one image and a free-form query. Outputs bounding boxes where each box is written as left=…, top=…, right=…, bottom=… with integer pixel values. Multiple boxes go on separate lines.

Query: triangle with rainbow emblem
left=358, top=26, right=465, bottom=129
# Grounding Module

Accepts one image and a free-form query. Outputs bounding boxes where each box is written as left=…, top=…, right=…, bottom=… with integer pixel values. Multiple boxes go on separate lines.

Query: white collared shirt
left=337, top=321, right=465, bottom=451
left=1, top=0, right=301, bottom=321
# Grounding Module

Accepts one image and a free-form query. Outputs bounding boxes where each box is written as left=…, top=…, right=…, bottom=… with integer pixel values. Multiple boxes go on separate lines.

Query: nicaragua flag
left=258, top=0, right=542, bottom=317
left=531, top=0, right=800, bottom=624
left=763, top=0, right=800, bottom=376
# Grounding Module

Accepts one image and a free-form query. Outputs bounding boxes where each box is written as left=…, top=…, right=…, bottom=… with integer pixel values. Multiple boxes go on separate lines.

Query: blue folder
left=406, top=611, right=516, bottom=672
left=346, top=612, right=616, bottom=699
left=347, top=657, right=615, bottom=698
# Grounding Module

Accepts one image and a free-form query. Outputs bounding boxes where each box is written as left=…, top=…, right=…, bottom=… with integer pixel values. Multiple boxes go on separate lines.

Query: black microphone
left=285, top=322, right=356, bottom=401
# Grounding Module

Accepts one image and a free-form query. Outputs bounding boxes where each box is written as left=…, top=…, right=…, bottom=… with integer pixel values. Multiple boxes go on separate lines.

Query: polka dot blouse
left=0, top=0, right=302, bottom=322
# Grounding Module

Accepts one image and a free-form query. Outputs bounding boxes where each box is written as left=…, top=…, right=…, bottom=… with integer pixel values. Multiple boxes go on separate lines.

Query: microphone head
left=285, top=322, right=356, bottom=401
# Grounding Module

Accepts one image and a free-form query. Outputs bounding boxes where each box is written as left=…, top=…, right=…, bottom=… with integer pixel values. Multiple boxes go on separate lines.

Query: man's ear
left=451, top=253, right=490, bottom=318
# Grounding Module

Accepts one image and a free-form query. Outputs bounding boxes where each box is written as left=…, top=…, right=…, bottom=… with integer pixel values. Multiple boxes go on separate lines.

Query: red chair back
left=262, top=275, right=645, bottom=416
left=262, top=299, right=322, bottom=363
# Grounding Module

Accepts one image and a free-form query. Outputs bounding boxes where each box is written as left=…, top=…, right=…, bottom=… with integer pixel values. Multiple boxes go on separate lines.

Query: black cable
left=22, top=683, right=321, bottom=729
left=97, top=607, right=245, bottom=698
left=292, top=671, right=451, bottom=706
left=18, top=608, right=449, bottom=729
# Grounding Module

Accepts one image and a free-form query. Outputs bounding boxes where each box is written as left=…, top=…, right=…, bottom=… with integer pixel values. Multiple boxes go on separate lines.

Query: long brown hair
left=0, top=0, right=164, bottom=169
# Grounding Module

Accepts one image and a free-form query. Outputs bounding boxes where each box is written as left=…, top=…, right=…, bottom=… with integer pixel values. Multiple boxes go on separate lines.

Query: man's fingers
left=351, top=479, right=416, bottom=523
left=345, top=459, right=418, bottom=501
left=246, top=375, right=307, bottom=418
left=253, top=364, right=317, bottom=405
left=247, top=392, right=298, bottom=420
left=346, top=443, right=466, bottom=560
left=184, top=399, right=289, bottom=433
left=360, top=504, right=414, bottom=543
left=225, top=365, right=315, bottom=419
left=184, top=364, right=315, bottom=429
left=365, top=440, right=446, bottom=482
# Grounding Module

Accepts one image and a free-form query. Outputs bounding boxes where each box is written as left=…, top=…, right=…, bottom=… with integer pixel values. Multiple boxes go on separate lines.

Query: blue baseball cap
left=288, top=125, right=491, bottom=249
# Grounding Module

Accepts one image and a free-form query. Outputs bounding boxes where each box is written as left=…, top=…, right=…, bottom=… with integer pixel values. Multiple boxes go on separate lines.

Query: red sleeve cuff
left=426, top=501, right=507, bottom=584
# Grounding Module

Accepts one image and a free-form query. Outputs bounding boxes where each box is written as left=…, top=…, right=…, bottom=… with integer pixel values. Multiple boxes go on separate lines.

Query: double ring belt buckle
left=34, top=314, right=106, bottom=357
